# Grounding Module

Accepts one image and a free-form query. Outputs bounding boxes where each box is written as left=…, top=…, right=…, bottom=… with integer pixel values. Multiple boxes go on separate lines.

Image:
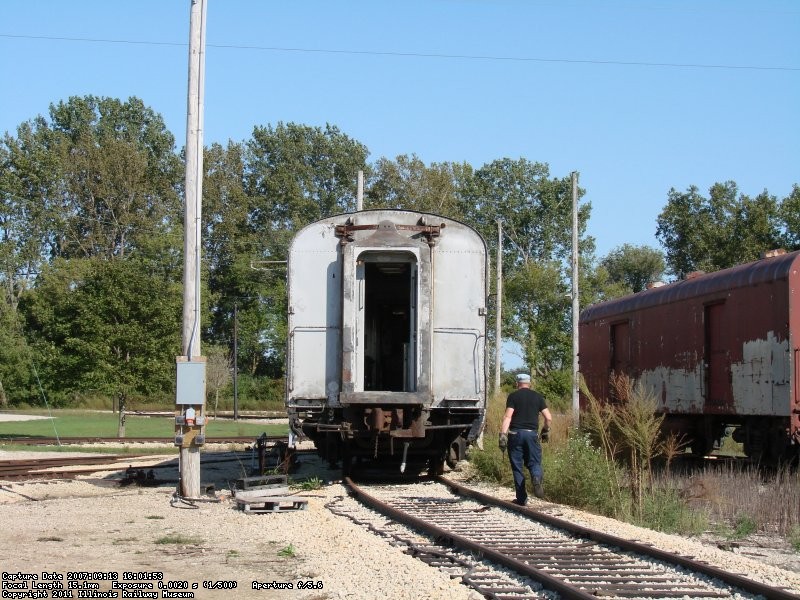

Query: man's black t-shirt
left=506, top=388, right=547, bottom=431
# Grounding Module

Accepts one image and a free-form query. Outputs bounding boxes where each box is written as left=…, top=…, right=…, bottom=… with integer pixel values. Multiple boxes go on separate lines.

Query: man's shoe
left=511, top=498, right=527, bottom=506
left=533, top=479, right=544, bottom=499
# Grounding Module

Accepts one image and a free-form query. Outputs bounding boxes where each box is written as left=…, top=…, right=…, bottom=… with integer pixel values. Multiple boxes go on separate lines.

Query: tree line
left=1, top=95, right=797, bottom=410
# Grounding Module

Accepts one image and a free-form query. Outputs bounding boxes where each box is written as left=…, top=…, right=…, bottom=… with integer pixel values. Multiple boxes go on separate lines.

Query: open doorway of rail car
left=357, top=251, right=418, bottom=392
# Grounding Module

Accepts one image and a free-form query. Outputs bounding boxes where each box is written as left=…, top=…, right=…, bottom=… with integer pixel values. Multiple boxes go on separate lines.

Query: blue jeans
left=507, top=429, right=542, bottom=503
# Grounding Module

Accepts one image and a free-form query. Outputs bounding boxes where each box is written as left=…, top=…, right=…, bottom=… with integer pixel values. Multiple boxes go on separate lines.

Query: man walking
left=499, top=373, right=552, bottom=504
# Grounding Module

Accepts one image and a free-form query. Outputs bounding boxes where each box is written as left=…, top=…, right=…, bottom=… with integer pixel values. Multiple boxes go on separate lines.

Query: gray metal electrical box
left=176, top=359, right=206, bottom=406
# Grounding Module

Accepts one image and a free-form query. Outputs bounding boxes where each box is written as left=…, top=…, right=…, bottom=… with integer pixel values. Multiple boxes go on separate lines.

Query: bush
left=537, top=368, right=572, bottom=413
left=469, top=444, right=513, bottom=487
left=210, top=374, right=285, bottom=412
left=544, top=433, right=627, bottom=517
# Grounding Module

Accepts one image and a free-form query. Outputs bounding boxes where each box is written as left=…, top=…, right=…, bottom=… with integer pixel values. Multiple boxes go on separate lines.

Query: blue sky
left=1, top=0, right=797, bottom=261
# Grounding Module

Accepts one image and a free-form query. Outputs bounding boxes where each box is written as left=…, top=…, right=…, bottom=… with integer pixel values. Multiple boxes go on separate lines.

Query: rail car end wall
left=286, top=210, right=488, bottom=470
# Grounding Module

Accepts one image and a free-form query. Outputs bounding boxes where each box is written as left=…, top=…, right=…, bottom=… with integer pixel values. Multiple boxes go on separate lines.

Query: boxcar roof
left=581, top=250, right=800, bottom=322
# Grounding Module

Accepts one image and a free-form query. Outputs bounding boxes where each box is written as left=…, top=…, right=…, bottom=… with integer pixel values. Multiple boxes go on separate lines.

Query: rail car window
left=360, top=256, right=417, bottom=392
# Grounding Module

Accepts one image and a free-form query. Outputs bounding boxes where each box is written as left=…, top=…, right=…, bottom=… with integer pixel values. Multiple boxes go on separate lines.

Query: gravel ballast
left=1, top=449, right=798, bottom=599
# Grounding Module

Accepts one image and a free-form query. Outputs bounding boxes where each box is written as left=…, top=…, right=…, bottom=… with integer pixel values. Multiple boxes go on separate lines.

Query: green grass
left=732, top=515, right=758, bottom=538
left=0, top=409, right=287, bottom=440
left=289, top=476, right=323, bottom=491
left=155, top=534, right=203, bottom=545
left=278, top=544, right=297, bottom=558
left=634, top=487, right=709, bottom=535
left=789, top=526, right=800, bottom=552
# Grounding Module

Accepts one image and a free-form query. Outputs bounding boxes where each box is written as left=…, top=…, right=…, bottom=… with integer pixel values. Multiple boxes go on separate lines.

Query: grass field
left=0, top=409, right=287, bottom=440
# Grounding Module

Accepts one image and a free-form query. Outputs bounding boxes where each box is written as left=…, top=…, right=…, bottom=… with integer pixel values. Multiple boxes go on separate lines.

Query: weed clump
left=543, top=433, right=625, bottom=517
left=155, top=534, right=203, bottom=545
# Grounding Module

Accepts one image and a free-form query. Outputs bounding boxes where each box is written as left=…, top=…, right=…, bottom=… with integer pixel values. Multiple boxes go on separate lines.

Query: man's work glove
left=498, top=432, right=508, bottom=452
left=540, top=426, right=550, bottom=443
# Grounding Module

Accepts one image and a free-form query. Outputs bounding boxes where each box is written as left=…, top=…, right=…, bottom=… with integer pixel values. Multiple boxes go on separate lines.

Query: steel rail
left=0, top=455, right=147, bottom=467
left=325, top=494, right=533, bottom=598
left=0, top=435, right=289, bottom=446
left=438, top=476, right=800, bottom=600
left=344, top=476, right=597, bottom=600
left=0, top=452, right=259, bottom=481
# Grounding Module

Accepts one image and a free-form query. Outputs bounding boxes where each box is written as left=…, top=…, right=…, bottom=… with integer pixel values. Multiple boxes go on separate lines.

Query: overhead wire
left=0, top=33, right=796, bottom=72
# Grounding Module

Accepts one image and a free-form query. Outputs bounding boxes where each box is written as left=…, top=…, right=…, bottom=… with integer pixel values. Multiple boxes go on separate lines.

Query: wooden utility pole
left=177, top=0, right=208, bottom=499
left=571, top=172, right=580, bottom=425
left=233, top=301, right=238, bottom=421
left=357, top=170, right=364, bottom=211
left=494, top=220, right=503, bottom=392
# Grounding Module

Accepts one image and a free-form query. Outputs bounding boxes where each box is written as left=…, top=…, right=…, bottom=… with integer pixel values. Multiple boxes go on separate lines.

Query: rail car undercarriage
left=664, top=414, right=798, bottom=464
left=289, top=403, right=483, bottom=474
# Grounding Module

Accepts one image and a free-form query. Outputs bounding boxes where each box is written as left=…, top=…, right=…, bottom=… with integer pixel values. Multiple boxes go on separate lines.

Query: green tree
left=203, top=123, right=369, bottom=380
left=463, top=159, right=593, bottom=394
left=656, top=182, right=786, bottom=277
left=601, top=244, right=666, bottom=293
left=365, top=154, right=471, bottom=219
left=205, top=344, right=232, bottom=417
left=20, top=257, right=182, bottom=405
left=464, top=159, right=592, bottom=267
left=779, top=184, right=800, bottom=250
left=1, top=122, right=63, bottom=310
left=579, top=260, right=632, bottom=305
left=0, top=301, right=33, bottom=406
left=202, top=140, right=271, bottom=375
left=2, top=96, right=181, bottom=263
left=245, top=122, right=368, bottom=231
left=503, top=261, right=573, bottom=408
left=1, top=96, right=183, bottom=406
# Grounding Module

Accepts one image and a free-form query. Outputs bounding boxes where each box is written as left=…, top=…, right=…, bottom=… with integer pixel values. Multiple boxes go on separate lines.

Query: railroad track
left=0, top=452, right=271, bottom=481
left=0, top=436, right=297, bottom=481
left=0, top=454, right=155, bottom=480
left=0, top=435, right=287, bottom=446
left=336, top=477, right=799, bottom=600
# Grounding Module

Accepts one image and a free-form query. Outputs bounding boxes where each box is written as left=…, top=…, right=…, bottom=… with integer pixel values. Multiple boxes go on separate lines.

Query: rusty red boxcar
left=579, top=250, right=800, bottom=463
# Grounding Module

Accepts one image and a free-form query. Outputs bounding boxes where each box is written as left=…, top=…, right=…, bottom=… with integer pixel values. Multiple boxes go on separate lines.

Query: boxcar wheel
left=446, top=445, right=459, bottom=469
left=428, top=458, right=445, bottom=476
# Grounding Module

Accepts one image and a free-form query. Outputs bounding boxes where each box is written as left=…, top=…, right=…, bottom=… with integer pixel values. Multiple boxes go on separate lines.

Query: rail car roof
left=580, top=249, right=800, bottom=322
left=290, top=208, right=484, bottom=239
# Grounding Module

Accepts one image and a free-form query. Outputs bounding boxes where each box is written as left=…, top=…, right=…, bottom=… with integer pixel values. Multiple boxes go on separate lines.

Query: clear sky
left=1, top=0, right=798, bottom=260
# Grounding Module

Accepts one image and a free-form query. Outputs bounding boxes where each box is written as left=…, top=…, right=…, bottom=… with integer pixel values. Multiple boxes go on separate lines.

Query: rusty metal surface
left=579, top=251, right=800, bottom=444
left=342, top=477, right=800, bottom=600
left=581, top=250, right=800, bottom=322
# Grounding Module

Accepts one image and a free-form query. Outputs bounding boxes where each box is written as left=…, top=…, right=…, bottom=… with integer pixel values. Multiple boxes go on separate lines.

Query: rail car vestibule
left=358, top=253, right=418, bottom=393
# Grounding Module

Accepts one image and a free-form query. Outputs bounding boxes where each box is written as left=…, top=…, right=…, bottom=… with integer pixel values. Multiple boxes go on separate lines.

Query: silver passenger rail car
left=286, top=210, right=488, bottom=474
